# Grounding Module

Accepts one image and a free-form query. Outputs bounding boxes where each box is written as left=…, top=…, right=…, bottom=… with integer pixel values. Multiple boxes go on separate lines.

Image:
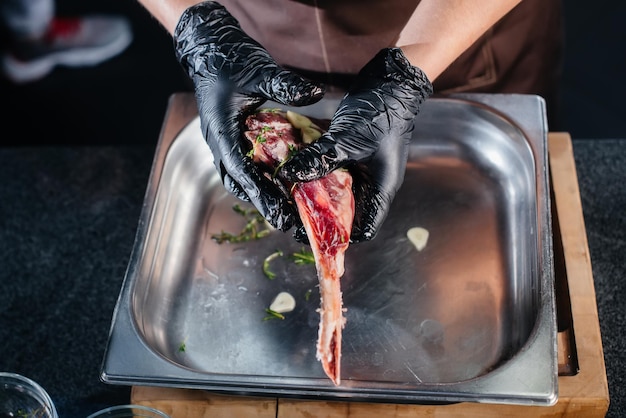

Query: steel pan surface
left=102, top=94, right=556, bottom=405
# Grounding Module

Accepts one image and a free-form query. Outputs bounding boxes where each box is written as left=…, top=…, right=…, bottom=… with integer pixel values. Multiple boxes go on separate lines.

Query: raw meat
left=244, top=109, right=354, bottom=385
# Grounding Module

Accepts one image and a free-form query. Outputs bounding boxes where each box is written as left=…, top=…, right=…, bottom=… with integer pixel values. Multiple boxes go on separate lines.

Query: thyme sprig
left=211, top=204, right=270, bottom=244
left=272, top=144, right=299, bottom=178
left=291, top=248, right=315, bottom=265
left=263, top=249, right=283, bottom=279
left=263, top=308, right=285, bottom=321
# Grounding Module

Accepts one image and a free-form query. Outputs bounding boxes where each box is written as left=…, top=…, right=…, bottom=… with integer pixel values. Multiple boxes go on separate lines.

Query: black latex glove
left=281, top=48, right=433, bottom=242
left=174, top=1, right=324, bottom=231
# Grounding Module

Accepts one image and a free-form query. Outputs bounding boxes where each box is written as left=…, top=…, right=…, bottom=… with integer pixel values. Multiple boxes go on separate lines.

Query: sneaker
left=2, top=15, right=133, bottom=83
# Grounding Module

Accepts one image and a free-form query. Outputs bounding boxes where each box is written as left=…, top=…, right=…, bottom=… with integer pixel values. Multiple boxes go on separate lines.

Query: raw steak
left=244, top=109, right=354, bottom=385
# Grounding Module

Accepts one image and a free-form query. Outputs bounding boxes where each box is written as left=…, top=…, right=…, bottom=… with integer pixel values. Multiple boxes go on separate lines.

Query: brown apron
left=221, top=0, right=563, bottom=120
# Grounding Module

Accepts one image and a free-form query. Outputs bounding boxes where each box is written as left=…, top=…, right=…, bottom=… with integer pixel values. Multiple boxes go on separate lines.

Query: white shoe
left=2, top=15, right=133, bottom=83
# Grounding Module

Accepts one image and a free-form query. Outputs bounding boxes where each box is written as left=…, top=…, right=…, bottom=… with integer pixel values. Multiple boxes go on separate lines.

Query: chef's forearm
left=139, top=0, right=522, bottom=82
left=138, top=0, right=198, bottom=33
left=396, top=0, right=522, bottom=82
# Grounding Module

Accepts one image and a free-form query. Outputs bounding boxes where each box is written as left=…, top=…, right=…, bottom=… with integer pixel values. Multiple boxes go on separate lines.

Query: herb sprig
left=263, top=249, right=283, bottom=279
left=263, top=308, right=285, bottom=321
left=211, top=204, right=271, bottom=244
left=291, top=248, right=315, bottom=265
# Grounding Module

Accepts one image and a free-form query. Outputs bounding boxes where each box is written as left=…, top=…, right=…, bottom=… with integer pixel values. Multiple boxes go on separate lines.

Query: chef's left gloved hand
left=173, top=1, right=324, bottom=232
left=281, top=48, right=433, bottom=242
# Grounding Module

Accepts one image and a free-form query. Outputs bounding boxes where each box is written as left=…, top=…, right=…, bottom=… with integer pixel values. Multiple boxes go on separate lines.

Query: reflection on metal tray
left=101, top=94, right=557, bottom=406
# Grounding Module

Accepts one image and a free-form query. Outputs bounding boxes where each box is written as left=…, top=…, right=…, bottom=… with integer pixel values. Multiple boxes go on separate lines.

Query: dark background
left=1, top=0, right=190, bottom=148
left=0, top=1, right=624, bottom=417
left=1, top=1, right=625, bottom=146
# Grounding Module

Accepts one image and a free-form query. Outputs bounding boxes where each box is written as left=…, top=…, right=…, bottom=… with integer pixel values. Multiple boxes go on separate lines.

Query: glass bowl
left=86, top=405, right=170, bottom=418
left=0, top=372, right=58, bottom=418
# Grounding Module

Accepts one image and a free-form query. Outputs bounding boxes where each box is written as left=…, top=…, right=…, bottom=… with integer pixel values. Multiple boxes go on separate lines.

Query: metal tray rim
left=100, top=93, right=557, bottom=406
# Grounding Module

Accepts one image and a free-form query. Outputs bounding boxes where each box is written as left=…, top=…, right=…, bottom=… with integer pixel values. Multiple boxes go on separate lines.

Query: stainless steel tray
left=101, top=94, right=557, bottom=405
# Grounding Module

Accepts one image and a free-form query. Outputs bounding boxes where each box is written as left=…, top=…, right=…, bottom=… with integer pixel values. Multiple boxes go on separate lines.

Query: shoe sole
left=2, top=27, right=133, bottom=83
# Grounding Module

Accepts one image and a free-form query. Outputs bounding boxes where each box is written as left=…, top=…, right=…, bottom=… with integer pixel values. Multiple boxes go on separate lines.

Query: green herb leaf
left=211, top=204, right=271, bottom=244
left=291, top=248, right=315, bottom=265
left=263, top=308, right=285, bottom=321
left=272, top=144, right=299, bottom=178
left=263, top=249, right=283, bottom=279
left=232, top=203, right=246, bottom=216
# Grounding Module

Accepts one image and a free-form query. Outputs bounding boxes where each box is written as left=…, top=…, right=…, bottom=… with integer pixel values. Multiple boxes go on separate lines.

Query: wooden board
left=130, top=96, right=609, bottom=417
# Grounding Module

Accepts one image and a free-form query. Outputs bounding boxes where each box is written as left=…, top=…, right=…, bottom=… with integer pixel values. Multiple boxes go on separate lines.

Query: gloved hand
left=281, top=48, right=433, bottom=242
left=174, top=1, right=324, bottom=231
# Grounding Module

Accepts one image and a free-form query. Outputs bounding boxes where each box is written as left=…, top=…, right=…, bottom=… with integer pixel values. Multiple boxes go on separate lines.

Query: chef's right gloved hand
left=281, top=48, right=433, bottom=242
left=173, top=1, right=324, bottom=232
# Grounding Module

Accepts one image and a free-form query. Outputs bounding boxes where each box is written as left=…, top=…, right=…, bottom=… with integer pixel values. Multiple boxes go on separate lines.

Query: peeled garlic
left=407, top=227, right=429, bottom=251
left=286, top=110, right=322, bottom=143
left=286, top=110, right=313, bottom=129
left=269, top=291, right=296, bottom=313
left=301, top=126, right=322, bottom=144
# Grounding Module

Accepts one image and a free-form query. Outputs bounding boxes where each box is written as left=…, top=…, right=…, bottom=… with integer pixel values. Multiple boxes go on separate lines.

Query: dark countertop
left=0, top=138, right=624, bottom=417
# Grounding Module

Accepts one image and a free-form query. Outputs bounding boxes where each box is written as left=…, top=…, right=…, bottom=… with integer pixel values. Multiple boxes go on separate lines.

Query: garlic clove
left=286, top=110, right=313, bottom=129
left=269, top=291, right=296, bottom=313
left=407, top=227, right=429, bottom=251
